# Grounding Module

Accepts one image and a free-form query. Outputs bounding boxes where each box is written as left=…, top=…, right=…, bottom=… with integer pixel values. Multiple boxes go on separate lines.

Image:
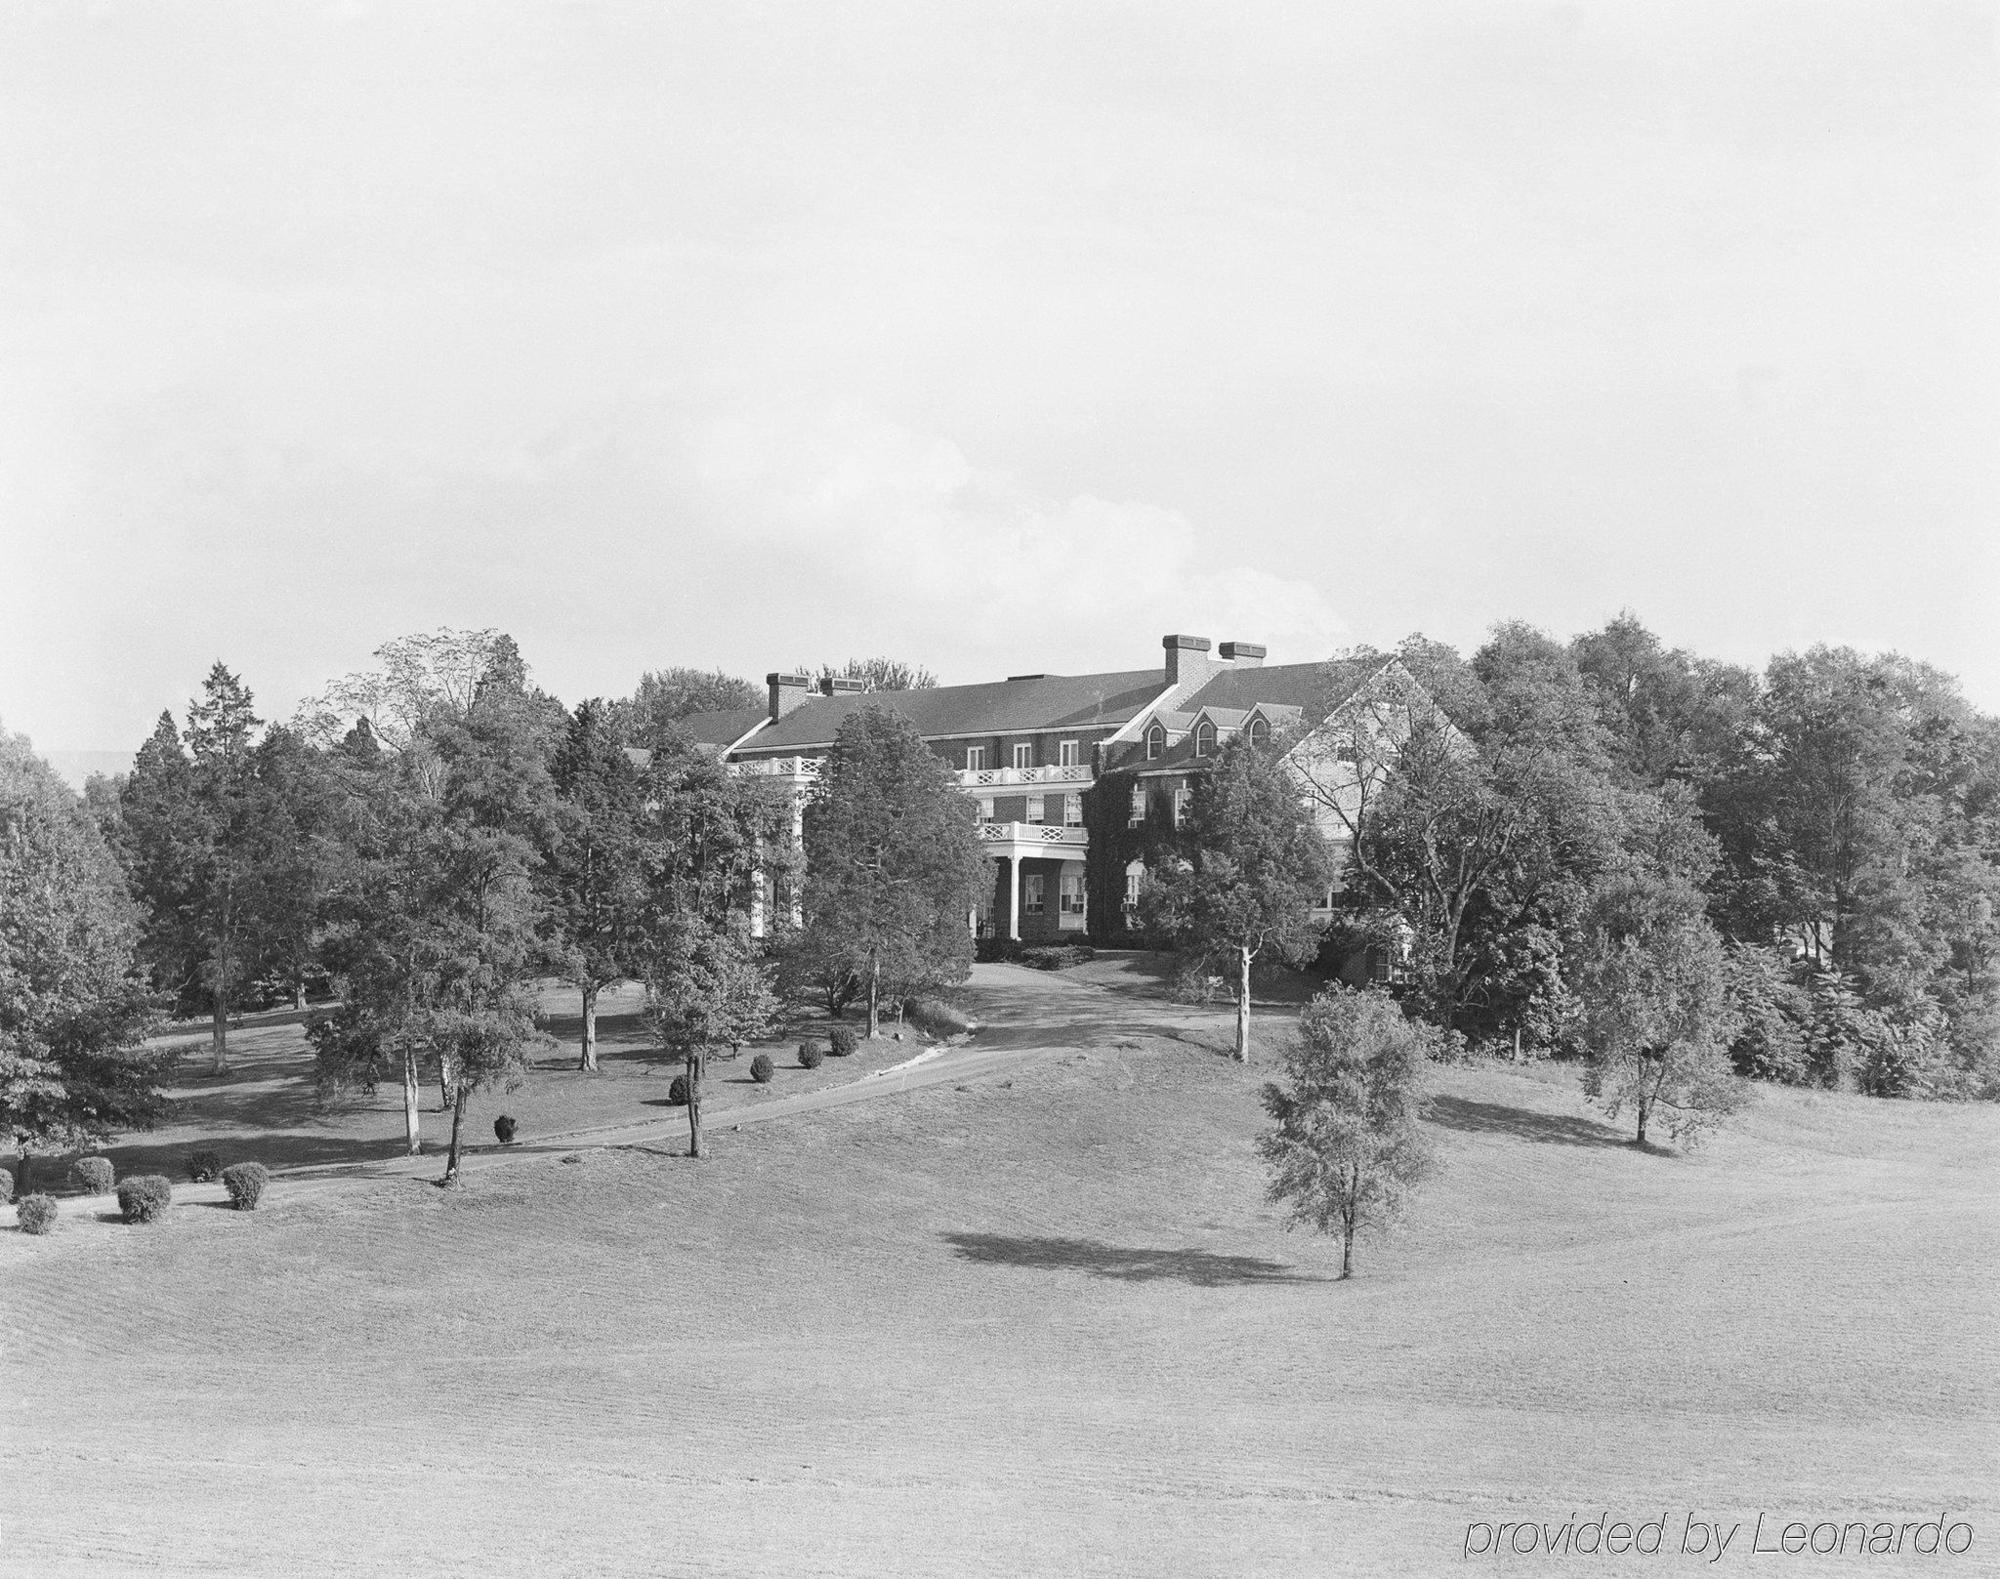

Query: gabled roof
left=1116, top=657, right=1402, bottom=774
left=738, top=669, right=1167, bottom=753
left=675, top=706, right=768, bottom=751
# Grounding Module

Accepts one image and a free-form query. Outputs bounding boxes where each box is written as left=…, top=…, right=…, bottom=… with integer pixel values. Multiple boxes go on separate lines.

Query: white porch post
left=1009, top=855, right=1022, bottom=941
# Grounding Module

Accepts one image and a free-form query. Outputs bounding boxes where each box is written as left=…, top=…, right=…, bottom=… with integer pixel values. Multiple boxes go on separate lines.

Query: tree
left=1575, top=873, right=1745, bottom=1146
left=1143, top=735, right=1336, bottom=1062
left=646, top=917, right=778, bottom=1159
left=1256, top=989, right=1437, bottom=1278
left=120, top=665, right=286, bottom=1075
left=604, top=666, right=761, bottom=746
left=1, top=727, right=170, bottom=1195
left=1570, top=612, right=1757, bottom=788
left=435, top=1003, right=545, bottom=1182
left=804, top=657, right=939, bottom=693
left=799, top=708, right=981, bottom=1038
left=539, top=701, right=651, bottom=1071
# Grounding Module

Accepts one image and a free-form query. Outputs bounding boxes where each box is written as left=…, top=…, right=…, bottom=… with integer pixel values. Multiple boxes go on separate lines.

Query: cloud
left=687, top=405, right=1348, bottom=672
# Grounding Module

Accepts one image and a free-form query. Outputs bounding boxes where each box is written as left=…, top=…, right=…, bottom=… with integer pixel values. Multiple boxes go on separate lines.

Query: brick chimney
left=767, top=673, right=812, bottom=721
left=1162, top=633, right=1215, bottom=687
left=1219, top=641, right=1266, bottom=667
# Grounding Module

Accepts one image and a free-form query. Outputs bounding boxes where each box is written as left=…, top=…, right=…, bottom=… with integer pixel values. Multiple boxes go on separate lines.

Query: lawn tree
left=1, top=727, right=170, bottom=1196
left=1142, top=734, right=1336, bottom=1063
left=120, top=664, right=286, bottom=1075
left=1575, top=871, right=1746, bottom=1146
left=539, top=700, right=651, bottom=1071
left=799, top=708, right=981, bottom=1039
left=436, top=1004, right=547, bottom=1183
left=636, top=749, right=789, bottom=1157
left=1256, top=989, right=1438, bottom=1278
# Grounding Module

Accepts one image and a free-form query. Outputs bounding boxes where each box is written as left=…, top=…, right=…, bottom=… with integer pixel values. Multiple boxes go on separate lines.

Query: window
left=977, top=798, right=995, bottom=823
left=1247, top=717, right=1269, bottom=749
left=1146, top=724, right=1165, bottom=760
left=965, top=745, right=986, bottom=771
left=1060, top=873, right=1086, bottom=915
left=1123, top=861, right=1144, bottom=913
left=1012, top=743, right=1033, bottom=771
left=1064, top=794, right=1083, bottom=827
left=1023, top=874, right=1045, bottom=914
left=1058, top=739, right=1080, bottom=767
left=1128, top=785, right=1147, bottom=827
left=1172, top=786, right=1189, bottom=829
left=1025, top=795, right=1045, bottom=824
left=1194, top=720, right=1215, bottom=757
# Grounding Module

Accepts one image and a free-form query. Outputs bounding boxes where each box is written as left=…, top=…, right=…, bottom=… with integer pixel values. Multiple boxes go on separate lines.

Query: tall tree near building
left=1, top=728, right=171, bottom=1196
left=120, top=665, right=283, bottom=1075
left=1257, top=989, right=1438, bottom=1278
left=634, top=749, right=789, bottom=1156
left=539, top=701, right=651, bottom=1071
left=806, top=657, right=939, bottom=693
left=1575, top=871, right=1745, bottom=1146
left=799, top=708, right=981, bottom=1038
left=1142, top=735, right=1336, bottom=1062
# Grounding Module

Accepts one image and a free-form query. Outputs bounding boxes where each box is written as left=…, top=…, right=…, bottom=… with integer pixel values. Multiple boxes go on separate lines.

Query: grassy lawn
left=3, top=968, right=1995, bottom=1576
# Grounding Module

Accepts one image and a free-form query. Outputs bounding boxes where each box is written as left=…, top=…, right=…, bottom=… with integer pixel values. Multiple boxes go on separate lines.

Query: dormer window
left=1146, top=724, right=1165, bottom=760
left=1247, top=717, right=1269, bottom=749
left=1194, top=721, right=1215, bottom=757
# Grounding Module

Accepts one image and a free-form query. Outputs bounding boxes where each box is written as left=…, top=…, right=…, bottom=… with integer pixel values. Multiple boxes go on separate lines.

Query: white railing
left=976, top=821, right=1089, bottom=851
left=732, top=755, right=824, bottom=779
left=956, top=763, right=1091, bottom=789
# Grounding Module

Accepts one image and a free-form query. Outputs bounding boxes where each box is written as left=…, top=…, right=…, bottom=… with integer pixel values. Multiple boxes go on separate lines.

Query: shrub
left=493, top=1114, right=517, bottom=1144
left=0, top=1169, right=12, bottom=1203
left=798, top=1041, right=824, bottom=1069
left=1021, top=944, right=1094, bottom=971
left=974, top=937, right=1025, bottom=964
left=186, top=1149, right=221, bottom=1183
left=71, top=1157, right=115, bottom=1195
left=221, top=1162, right=270, bottom=1211
left=750, top=1053, right=774, bottom=1083
left=668, top=1073, right=689, bottom=1105
left=828, top=1025, right=858, bottom=1057
left=16, top=1194, right=58, bottom=1235
left=905, top=998, right=973, bottom=1038
left=117, top=1175, right=173, bottom=1224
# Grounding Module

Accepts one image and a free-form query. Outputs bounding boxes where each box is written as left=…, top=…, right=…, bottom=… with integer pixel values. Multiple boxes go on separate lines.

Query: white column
left=1009, top=855, right=1022, bottom=941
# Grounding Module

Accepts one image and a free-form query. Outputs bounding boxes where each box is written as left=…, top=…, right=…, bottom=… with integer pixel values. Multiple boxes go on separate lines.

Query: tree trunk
left=685, top=1047, right=704, bottom=1159
left=1235, top=946, right=1252, bottom=1063
left=1635, top=1091, right=1650, bottom=1146
left=402, top=1047, right=423, bottom=1155
left=211, top=995, right=229, bottom=1077
left=438, top=1052, right=453, bottom=1111
left=866, top=951, right=881, bottom=1040
left=1341, top=1225, right=1354, bottom=1279
left=13, top=1151, right=29, bottom=1198
left=578, top=981, right=599, bottom=1073
left=443, top=1082, right=468, bottom=1182
left=293, top=979, right=306, bottom=1013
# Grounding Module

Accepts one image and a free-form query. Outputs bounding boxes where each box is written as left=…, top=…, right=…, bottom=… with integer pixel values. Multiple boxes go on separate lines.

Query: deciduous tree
left=1257, top=989, right=1437, bottom=1278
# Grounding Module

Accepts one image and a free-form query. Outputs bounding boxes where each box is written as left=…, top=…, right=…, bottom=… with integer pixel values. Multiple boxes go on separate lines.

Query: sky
left=2, top=0, right=1995, bottom=760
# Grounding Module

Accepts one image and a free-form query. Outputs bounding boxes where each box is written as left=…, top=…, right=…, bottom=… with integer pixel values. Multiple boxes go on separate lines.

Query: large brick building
left=681, top=634, right=1433, bottom=946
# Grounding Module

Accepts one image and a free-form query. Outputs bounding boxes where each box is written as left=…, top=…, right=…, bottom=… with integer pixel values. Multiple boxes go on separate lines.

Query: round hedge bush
left=71, top=1157, right=115, bottom=1195
left=750, top=1053, right=774, bottom=1083
left=117, top=1174, right=173, bottom=1224
left=493, top=1114, right=517, bottom=1144
left=186, top=1149, right=221, bottom=1183
left=16, top=1193, right=58, bottom=1235
left=828, top=1025, right=858, bottom=1057
left=221, top=1161, right=269, bottom=1211
left=0, top=1168, right=12, bottom=1204
left=798, top=1041, right=824, bottom=1069
left=668, top=1073, right=689, bottom=1105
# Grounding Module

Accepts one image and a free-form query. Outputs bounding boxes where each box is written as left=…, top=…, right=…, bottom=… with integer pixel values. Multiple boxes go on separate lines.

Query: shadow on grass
left=943, top=1232, right=1324, bottom=1287
left=1425, top=1094, right=1630, bottom=1149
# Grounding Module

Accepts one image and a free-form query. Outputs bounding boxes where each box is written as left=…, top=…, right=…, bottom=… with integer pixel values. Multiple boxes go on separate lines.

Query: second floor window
left=1025, top=795, right=1045, bottom=824
left=978, top=798, right=995, bottom=823
left=1064, top=795, right=1083, bottom=827
left=965, top=745, right=986, bottom=771
left=1058, top=739, right=1080, bottom=767
left=1129, top=785, right=1146, bottom=826
left=1172, top=786, right=1189, bottom=829
left=1013, top=743, right=1033, bottom=771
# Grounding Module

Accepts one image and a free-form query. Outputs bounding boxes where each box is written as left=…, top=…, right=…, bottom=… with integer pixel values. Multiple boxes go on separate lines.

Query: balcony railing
left=732, top=755, right=823, bottom=779
left=956, top=763, right=1091, bottom=789
left=976, top=821, right=1089, bottom=852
